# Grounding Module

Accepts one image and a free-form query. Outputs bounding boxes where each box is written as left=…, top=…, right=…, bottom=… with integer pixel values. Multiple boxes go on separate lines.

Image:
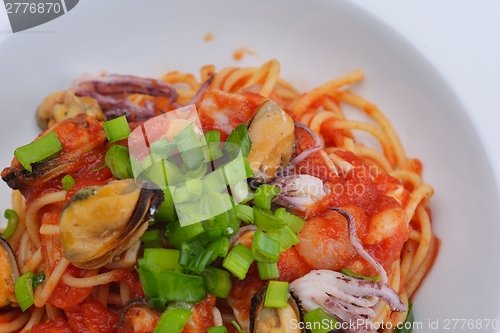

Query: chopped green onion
left=268, top=226, right=300, bottom=252
left=231, top=320, right=246, bottom=333
left=166, top=221, right=205, bottom=249
left=273, top=208, right=305, bottom=234
left=150, top=138, right=177, bottom=159
left=188, top=237, right=230, bottom=274
left=341, top=268, right=380, bottom=282
left=254, top=184, right=280, bottom=211
left=257, top=261, right=280, bottom=280
left=178, top=242, right=205, bottom=269
left=202, top=266, right=232, bottom=298
left=253, top=207, right=284, bottom=232
left=235, top=204, right=254, bottom=224
left=138, top=264, right=207, bottom=303
left=225, top=124, right=251, bottom=158
left=103, top=115, right=131, bottom=143
left=264, top=281, right=289, bottom=308
left=251, top=230, right=280, bottom=263
left=141, top=229, right=163, bottom=248
left=230, top=180, right=253, bottom=204
left=14, top=132, right=62, bottom=172
left=204, top=130, right=223, bottom=162
left=303, top=307, right=339, bottom=333
left=222, top=156, right=250, bottom=186
left=105, top=145, right=132, bottom=179
left=222, top=243, right=254, bottom=280
left=174, top=124, right=205, bottom=170
left=32, top=272, right=46, bottom=288
left=155, top=187, right=177, bottom=223
left=15, top=271, right=34, bottom=311
left=2, top=209, right=18, bottom=239
left=207, top=325, right=228, bottom=333
left=153, top=307, right=192, bottom=333
left=202, top=168, right=227, bottom=193
left=61, top=174, right=75, bottom=191
left=216, top=206, right=239, bottom=237
left=142, top=248, right=183, bottom=271
left=395, top=301, right=414, bottom=333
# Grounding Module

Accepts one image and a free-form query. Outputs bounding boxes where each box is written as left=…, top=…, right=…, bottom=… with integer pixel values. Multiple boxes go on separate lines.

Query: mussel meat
left=59, top=179, right=163, bottom=269
left=247, top=100, right=295, bottom=184
left=249, top=284, right=305, bottom=333
left=117, top=298, right=161, bottom=333
left=0, top=236, right=20, bottom=309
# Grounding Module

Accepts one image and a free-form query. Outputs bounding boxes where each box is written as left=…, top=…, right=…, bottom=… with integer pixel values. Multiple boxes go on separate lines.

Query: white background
left=1, top=0, right=499, bottom=192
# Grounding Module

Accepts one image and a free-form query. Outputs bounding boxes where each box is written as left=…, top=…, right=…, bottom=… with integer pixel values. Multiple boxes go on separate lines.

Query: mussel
left=117, top=298, right=161, bottom=333
left=249, top=284, right=306, bottom=333
left=59, top=179, right=163, bottom=269
left=247, top=100, right=295, bottom=184
left=0, top=236, right=20, bottom=309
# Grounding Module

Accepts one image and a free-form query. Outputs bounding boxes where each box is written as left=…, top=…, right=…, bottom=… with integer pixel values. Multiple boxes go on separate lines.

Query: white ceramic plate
left=1, top=0, right=499, bottom=331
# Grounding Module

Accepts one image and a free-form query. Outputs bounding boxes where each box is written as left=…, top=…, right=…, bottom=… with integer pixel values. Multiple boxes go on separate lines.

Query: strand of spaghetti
left=161, top=72, right=200, bottom=90
left=238, top=60, right=274, bottom=92
left=34, top=257, right=70, bottom=307
left=222, top=67, right=257, bottom=93
left=20, top=307, right=44, bottom=332
left=25, top=191, right=67, bottom=248
left=389, top=170, right=423, bottom=188
left=320, top=150, right=338, bottom=176
left=7, top=190, right=26, bottom=248
left=326, top=119, right=396, bottom=166
left=17, top=232, right=31, bottom=269
left=406, top=234, right=438, bottom=297
left=308, top=112, right=336, bottom=134
left=98, top=284, right=110, bottom=307
left=211, top=66, right=238, bottom=90
left=276, top=76, right=300, bottom=95
left=409, top=229, right=421, bottom=242
left=20, top=248, right=43, bottom=274
left=291, top=69, right=364, bottom=115
left=120, top=279, right=131, bottom=305
left=45, top=303, right=63, bottom=319
left=0, top=310, right=30, bottom=333
left=328, top=152, right=354, bottom=174
left=39, top=224, right=60, bottom=235
left=374, top=260, right=402, bottom=326
left=354, top=144, right=393, bottom=174
left=404, top=184, right=433, bottom=221
left=273, top=83, right=300, bottom=101
left=259, top=60, right=280, bottom=98
left=333, top=90, right=409, bottom=170
left=407, top=206, right=432, bottom=279
left=342, top=137, right=355, bottom=152
left=62, top=269, right=124, bottom=288
left=400, top=241, right=418, bottom=289
left=108, top=293, right=123, bottom=307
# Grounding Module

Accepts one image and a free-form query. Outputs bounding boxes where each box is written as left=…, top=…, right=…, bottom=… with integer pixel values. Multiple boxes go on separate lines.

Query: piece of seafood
left=271, top=174, right=328, bottom=212
left=117, top=299, right=161, bottom=333
left=0, top=236, right=19, bottom=309
left=290, top=270, right=406, bottom=333
left=71, top=73, right=178, bottom=122
left=36, top=90, right=105, bottom=130
left=249, top=284, right=305, bottom=333
left=247, top=100, right=295, bottom=183
left=59, top=179, right=163, bottom=269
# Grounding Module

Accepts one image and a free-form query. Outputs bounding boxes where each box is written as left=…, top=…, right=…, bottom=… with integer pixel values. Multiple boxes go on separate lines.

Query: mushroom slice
left=247, top=100, right=295, bottom=183
left=60, top=179, right=163, bottom=269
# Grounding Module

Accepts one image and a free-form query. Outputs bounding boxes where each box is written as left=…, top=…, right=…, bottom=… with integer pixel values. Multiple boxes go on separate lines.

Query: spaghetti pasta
left=0, top=60, right=437, bottom=333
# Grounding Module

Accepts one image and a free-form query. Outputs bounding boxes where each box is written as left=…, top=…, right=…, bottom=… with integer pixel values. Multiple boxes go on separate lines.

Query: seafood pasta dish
left=0, top=60, right=437, bottom=333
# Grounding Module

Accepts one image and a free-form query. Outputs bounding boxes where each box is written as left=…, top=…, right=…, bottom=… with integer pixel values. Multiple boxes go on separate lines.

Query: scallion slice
left=2, top=209, right=18, bottom=239
left=303, top=307, right=339, bottom=333
left=105, top=145, right=132, bottom=179
left=32, top=272, right=46, bottom=288
left=253, top=206, right=284, bottom=232
left=257, top=261, right=280, bottom=280
left=103, top=115, right=131, bottom=143
left=61, top=174, right=75, bottom=191
left=264, top=281, right=289, bottom=308
left=14, top=271, right=35, bottom=312
left=153, top=307, right=192, bottom=333
left=204, top=130, right=223, bottom=162
left=251, top=230, right=280, bottom=263
left=254, top=184, right=280, bottom=211
left=225, top=124, right=251, bottom=158
left=141, top=230, right=163, bottom=248
left=222, top=243, right=254, bottom=280
left=268, top=226, right=300, bottom=253
left=143, top=248, right=183, bottom=271
left=274, top=208, right=305, bottom=234
left=202, top=266, right=232, bottom=299
left=207, top=326, right=228, bottom=333
left=174, top=124, right=205, bottom=170
left=14, top=132, right=62, bottom=172
left=235, top=204, right=254, bottom=224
